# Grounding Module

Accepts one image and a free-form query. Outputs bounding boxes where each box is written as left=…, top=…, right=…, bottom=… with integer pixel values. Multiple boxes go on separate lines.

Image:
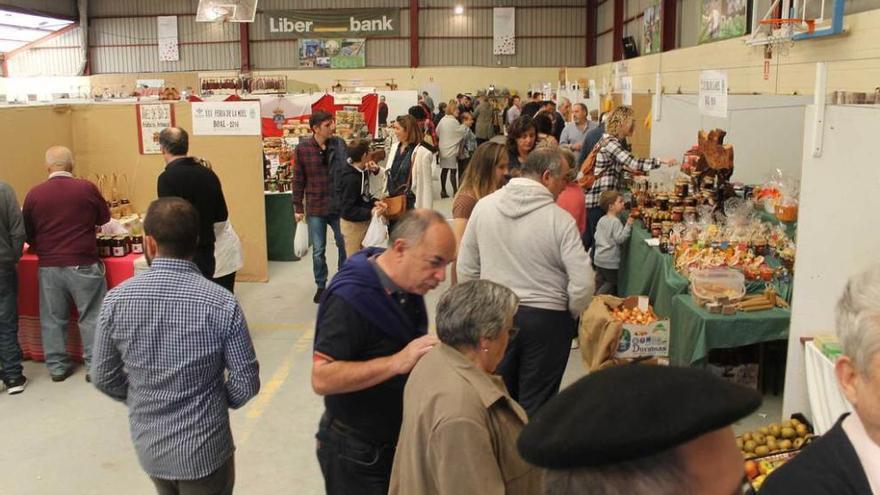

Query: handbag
left=578, top=137, right=611, bottom=191
left=385, top=146, right=416, bottom=220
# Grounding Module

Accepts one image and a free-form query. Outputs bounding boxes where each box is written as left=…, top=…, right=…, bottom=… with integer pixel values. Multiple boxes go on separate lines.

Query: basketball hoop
left=759, top=18, right=816, bottom=34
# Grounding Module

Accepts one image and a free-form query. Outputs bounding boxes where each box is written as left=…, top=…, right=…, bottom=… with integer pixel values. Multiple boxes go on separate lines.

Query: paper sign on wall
left=157, top=16, right=179, bottom=62
left=699, top=70, right=728, bottom=118
left=136, top=103, right=175, bottom=154
left=192, top=101, right=261, bottom=136
left=493, top=7, right=516, bottom=55
left=621, top=76, right=633, bottom=106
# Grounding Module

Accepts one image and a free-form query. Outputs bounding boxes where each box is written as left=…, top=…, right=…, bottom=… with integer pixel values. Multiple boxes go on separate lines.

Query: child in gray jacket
left=593, top=190, right=633, bottom=295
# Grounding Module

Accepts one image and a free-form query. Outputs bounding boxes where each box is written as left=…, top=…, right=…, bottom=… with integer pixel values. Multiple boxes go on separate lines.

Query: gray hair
left=436, top=280, right=519, bottom=349
left=45, top=146, right=73, bottom=169
left=520, top=146, right=565, bottom=180
left=545, top=448, right=690, bottom=495
left=836, top=265, right=880, bottom=376
left=389, top=209, right=447, bottom=246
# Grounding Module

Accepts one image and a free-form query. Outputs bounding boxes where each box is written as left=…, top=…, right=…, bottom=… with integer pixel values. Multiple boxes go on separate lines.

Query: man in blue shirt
left=91, top=197, right=260, bottom=495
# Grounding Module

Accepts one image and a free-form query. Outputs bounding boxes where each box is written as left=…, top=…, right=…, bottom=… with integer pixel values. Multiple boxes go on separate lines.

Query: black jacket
left=157, top=157, right=229, bottom=250
left=337, top=163, right=376, bottom=223
left=760, top=414, right=872, bottom=495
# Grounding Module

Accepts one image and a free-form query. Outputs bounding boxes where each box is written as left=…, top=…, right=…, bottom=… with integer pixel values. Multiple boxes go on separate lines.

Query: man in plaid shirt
left=583, top=106, right=677, bottom=253
left=294, top=110, right=350, bottom=303
left=91, top=197, right=260, bottom=495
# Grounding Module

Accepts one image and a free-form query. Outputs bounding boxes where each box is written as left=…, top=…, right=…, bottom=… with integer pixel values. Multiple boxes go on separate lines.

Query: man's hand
left=391, top=335, right=439, bottom=375
left=626, top=216, right=635, bottom=226
left=662, top=157, right=680, bottom=167
left=372, top=201, right=388, bottom=217
left=295, top=213, right=305, bottom=223
left=570, top=143, right=583, bottom=151
left=365, top=161, right=381, bottom=174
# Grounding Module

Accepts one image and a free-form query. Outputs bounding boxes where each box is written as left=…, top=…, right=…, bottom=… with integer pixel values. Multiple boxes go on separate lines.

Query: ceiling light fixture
left=454, top=5, right=464, bottom=14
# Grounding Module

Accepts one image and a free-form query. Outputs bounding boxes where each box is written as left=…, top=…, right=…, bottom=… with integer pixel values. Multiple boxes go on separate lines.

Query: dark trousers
left=583, top=206, right=605, bottom=254
left=151, top=456, right=234, bottom=495
left=212, top=272, right=236, bottom=293
left=0, top=264, right=23, bottom=381
left=595, top=266, right=619, bottom=296
left=457, top=158, right=470, bottom=181
left=193, top=248, right=216, bottom=281
left=316, top=413, right=395, bottom=495
left=498, top=306, right=577, bottom=418
left=440, top=169, right=458, bottom=196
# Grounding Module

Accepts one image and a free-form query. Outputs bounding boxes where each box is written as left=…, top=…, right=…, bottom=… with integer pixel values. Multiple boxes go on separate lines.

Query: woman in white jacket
left=386, top=114, right=434, bottom=213
left=436, top=101, right=465, bottom=198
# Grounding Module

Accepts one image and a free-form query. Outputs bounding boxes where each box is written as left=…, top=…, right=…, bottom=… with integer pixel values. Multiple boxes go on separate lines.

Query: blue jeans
left=38, top=263, right=107, bottom=375
left=0, top=264, right=23, bottom=381
left=307, top=215, right=346, bottom=289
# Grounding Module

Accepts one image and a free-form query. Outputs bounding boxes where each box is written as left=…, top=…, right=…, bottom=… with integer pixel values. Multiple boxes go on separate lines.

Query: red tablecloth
left=17, top=253, right=138, bottom=362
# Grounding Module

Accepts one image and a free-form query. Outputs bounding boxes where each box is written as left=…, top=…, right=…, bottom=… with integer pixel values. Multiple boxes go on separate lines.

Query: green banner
left=266, top=9, right=400, bottom=39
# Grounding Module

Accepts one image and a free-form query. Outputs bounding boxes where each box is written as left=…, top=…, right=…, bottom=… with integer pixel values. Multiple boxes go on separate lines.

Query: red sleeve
left=91, top=182, right=111, bottom=225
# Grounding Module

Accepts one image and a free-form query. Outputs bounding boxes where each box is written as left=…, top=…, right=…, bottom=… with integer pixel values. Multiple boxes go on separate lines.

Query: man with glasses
left=518, top=365, right=763, bottom=495
left=311, top=209, right=457, bottom=495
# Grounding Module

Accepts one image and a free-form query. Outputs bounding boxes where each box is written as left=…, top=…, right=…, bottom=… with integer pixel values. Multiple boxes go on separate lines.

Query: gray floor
left=0, top=196, right=780, bottom=495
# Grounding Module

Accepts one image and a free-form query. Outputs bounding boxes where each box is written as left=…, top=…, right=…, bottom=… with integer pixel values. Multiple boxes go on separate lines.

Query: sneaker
left=313, top=288, right=325, bottom=304
left=85, top=374, right=91, bottom=383
left=51, top=368, right=74, bottom=382
left=4, top=376, right=27, bottom=395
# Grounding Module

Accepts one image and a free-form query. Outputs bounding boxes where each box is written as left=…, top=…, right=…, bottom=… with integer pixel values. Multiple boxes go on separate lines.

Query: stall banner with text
left=299, top=39, right=365, bottom=69
left=699, top=70, right=728, bottom=118
left=136, top=103, right=175, bottom=154
left=265, top=9, right=399, bottom=38
left=192, top=101, right=261, bottom=136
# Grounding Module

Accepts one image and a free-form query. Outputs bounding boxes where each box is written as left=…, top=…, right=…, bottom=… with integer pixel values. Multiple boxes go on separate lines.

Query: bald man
left=22, top=146, right=111, bottom=382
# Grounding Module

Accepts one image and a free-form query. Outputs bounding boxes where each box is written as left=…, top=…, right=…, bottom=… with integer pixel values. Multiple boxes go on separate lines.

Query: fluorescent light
left=454, top=5, right=464, bottom=14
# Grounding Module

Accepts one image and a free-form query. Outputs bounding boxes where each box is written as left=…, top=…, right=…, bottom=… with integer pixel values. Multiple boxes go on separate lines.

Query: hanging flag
left=493, top=8, right=515, bottom=55
left=157, top=16, right=179, bottom=62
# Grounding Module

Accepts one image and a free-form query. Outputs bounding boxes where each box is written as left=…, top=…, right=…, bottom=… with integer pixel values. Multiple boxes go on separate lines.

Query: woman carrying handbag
left=385, top=115, right=435, bottom=227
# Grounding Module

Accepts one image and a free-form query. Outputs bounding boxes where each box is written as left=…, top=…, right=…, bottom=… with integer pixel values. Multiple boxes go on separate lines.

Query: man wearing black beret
left=517, top=364, right=762, bottom=495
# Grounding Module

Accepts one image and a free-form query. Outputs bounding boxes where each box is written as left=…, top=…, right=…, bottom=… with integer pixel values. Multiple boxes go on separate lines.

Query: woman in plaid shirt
left=583, top=106, right=678, bottom=253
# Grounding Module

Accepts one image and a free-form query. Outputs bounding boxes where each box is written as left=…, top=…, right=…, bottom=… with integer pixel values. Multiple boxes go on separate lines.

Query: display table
left=17, top=252, right=139, bottom=362
left=264, top=191, right=298, bottom=261
left=668, top=294, right=790, bottom=366
left=618, top=224, right=688, bottom=318
left=804, top=341, right=853, bottom=434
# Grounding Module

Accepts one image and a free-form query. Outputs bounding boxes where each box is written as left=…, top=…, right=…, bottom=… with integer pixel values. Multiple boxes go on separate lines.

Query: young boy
left=593, top=190, right=633, bottom=295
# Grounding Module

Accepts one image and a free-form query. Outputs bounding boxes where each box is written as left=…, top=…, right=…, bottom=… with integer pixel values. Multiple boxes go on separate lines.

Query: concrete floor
left=0, top=196, right=780, bottom=495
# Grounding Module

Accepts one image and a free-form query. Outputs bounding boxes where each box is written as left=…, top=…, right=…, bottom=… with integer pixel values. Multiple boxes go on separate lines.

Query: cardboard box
left=615, top=319, right=671, bottom=359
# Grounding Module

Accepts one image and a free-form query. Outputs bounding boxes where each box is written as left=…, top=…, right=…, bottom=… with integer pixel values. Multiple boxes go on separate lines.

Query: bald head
left=158, top=127, right=189, bottom=162
left=45, top=146, right=73, bottom=173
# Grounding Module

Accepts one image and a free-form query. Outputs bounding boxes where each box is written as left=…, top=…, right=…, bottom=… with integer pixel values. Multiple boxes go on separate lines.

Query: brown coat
left=389, top=344, right=543, bottom=495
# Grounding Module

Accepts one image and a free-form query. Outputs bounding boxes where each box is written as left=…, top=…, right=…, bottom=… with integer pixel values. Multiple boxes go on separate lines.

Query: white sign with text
left=699, top=70, right=728, bottom=118
left=192, top=101, right=261, bottom=136
left=621, top=76, right=633, bottom=106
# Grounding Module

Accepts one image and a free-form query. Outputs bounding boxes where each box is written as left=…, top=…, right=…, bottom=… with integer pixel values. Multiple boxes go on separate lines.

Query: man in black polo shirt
left=311, top=209, right=457, bottom=495
left=156, top=127, right=230, bottom=286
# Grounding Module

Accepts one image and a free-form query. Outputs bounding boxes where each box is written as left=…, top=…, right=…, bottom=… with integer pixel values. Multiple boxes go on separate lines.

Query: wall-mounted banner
left=493, top=8, right=515, bottom=55
left=136, top=103, right=175, bottom=154
left=192, top=101, right=261, bottom=136
left=265, top=9, right=399, bottom=39
left=620, top=76, right=633, bottom=106
left=157, top=16, right=179, bottom=62
left=642, top=4, right=661, bottom=55
left=300, top=39, right=366, bottom=68
left=699, top=0, right=747, bottom=44
left=699, top=70, right=728, bottom=118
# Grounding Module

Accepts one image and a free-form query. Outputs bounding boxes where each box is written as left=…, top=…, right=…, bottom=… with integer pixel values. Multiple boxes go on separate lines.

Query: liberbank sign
left=265, top=9, right=400, bottom=38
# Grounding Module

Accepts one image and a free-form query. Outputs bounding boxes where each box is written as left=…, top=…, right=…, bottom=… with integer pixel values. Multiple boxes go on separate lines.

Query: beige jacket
left=389, top=344, right=543, bottom=495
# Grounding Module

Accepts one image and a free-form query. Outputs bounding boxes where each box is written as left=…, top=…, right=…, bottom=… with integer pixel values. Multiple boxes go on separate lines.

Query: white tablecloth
left=805, top=341, right=853, bottom=434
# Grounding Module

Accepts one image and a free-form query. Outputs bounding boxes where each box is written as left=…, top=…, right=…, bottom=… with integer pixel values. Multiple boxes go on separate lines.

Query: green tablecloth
left=618, top=224, right=689, bottom=318
left=669, top=294, right=790, bottom=366
left=264, top=192, right=298, bottom=261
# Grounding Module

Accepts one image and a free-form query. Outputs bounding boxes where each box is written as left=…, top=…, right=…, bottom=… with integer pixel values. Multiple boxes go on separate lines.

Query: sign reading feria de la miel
left=265, top=9, right=400, bottom=38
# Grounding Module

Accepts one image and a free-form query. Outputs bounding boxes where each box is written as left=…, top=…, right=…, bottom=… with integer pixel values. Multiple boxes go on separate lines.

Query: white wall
left=650, top=94, right=811, bottom=185
left=783, top=104, right=880, bottom=419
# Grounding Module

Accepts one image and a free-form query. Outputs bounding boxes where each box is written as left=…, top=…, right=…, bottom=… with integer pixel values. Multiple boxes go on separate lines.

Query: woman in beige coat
left=389, top=280, right=543, bottom=495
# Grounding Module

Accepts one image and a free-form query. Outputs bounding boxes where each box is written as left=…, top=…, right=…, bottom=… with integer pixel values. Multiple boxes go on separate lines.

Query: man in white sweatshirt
left=457, top=146, right=594, bottom=417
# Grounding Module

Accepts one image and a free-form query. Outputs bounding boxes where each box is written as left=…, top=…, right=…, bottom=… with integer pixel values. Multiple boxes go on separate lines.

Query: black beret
left=517, top=364, right=762, bottom=469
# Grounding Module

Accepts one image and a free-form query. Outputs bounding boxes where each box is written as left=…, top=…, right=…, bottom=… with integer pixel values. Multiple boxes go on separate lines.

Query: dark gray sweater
left=0, top=181, right=25, bottom=265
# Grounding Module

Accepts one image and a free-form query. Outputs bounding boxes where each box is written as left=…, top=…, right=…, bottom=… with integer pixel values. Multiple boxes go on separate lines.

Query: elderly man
left=23, top=146, right=110, bottom=382
left=92, top=197, right=260, bottom=495
left=458, top=147, right=593, bottom=416
left=761, top=266, right=880, bottom=494
left=560, top=104, right=595, bottom=152
left=0, top=180, right=26, bottom=394
left=517, top=365, right=762, bottom=495
left=312, top=209, right=456, bottom=495
left=156, top=127, right=231, bottom=288
left=473, top=95, right=497, bottom=145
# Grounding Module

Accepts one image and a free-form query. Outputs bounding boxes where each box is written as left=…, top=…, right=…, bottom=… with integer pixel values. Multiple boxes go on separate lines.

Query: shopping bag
left=363, top=213, right=389, bottom=248
left=294, top=220, right=310, bottom=258
left=213, top=220, right=244, bottom=277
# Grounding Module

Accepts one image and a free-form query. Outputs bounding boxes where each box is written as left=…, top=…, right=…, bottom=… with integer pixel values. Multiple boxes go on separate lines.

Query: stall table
left=264, top=191, right=299, bottom=261
left=17, top=252, right=139, bottom=362
left=618, top=224, right=688, bottom=318
left=669, top=294, right=790, bottom=367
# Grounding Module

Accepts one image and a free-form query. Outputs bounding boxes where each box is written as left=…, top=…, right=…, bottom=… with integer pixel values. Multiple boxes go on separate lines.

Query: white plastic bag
left=363, top=213, right=389, bottom=248
left=294, top=220, right=310, bottom=258
left=213, top=220, right=244, bottom=277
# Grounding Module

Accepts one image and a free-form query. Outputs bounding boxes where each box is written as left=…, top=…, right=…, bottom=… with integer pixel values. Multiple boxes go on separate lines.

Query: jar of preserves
left=684, top=196, right=697, bottom=208
left=671, top=207, right=684, bottom=223
left=131, top=235, right=144, bottom=254
left=657, top=194, right=669, bottom=211
left=675, top=178, right=689, bottom=198
left=111, top=236, right=126, bottom=257
left=662, top=221, right=674, bottom=235
left=98, top=235, right=112, bottom=258
left=651, top=225, right=662, bottom=238
left=659, top=236, right=670, bottom=254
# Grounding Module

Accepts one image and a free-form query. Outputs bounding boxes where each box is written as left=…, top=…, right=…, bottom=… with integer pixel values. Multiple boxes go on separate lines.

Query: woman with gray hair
left=389, top=280, right=543, bottom=495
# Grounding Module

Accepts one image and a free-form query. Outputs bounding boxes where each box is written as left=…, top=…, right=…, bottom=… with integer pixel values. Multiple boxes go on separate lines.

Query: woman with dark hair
left=338, top=140, right=386, bottom=256
left=433, top=102, right=447, bottom=128
left=409, top=105, right=437, bottom=146
left=505, top=116, right=537, bottom=176
left=387, top=115, right=435, bottom=211
left=531, top=112, right=558, bottom=147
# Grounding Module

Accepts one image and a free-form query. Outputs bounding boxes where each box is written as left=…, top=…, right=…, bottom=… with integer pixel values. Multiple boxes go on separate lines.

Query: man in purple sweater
left=22, top=146, right=110, bottom=382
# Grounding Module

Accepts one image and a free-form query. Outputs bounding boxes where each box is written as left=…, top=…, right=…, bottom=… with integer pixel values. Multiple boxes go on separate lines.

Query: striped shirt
left=584, top=134, right=662, bottom=208
left=91, top=258, right=260, bottom=480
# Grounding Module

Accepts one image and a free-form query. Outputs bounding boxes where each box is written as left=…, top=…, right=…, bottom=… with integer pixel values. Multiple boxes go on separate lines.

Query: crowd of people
left=0, top=90, right=877, bottom=495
